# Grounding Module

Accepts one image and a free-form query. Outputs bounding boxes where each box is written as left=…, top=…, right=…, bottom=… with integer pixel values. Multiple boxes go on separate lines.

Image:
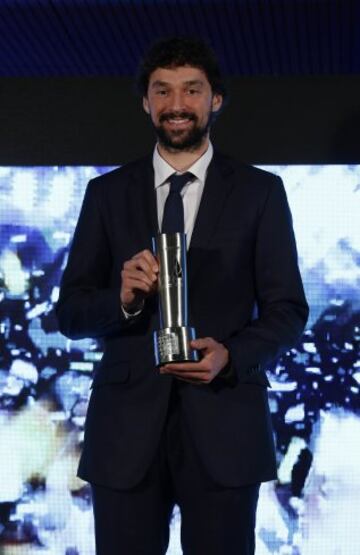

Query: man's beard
left=154, top=110, right=213, bottom=151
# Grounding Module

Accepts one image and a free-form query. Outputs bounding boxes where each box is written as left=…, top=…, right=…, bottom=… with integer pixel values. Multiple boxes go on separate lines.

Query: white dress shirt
left=122, top=143, right=213, bottom=318
left=153, top=142, right=214, bottom=248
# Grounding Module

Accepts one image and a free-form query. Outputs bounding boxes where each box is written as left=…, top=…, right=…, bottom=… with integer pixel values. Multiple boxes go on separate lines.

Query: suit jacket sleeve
left=222, top=176, right=308, bottom=380
left=56, top=178, right=131, bottom=339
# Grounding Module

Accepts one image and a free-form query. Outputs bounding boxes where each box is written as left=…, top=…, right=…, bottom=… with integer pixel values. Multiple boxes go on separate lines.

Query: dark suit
left=56, top=151, right=308, bottom=551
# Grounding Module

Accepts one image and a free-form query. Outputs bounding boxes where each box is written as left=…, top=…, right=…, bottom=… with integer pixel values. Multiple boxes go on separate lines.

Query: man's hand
left=120, top=249, right=159, bottom=312
left=160, top=337, right=229, bottom=384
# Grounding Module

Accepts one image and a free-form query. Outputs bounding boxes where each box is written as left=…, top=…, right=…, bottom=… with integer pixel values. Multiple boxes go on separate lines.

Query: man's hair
left=136, top=37, right=227, bottom=99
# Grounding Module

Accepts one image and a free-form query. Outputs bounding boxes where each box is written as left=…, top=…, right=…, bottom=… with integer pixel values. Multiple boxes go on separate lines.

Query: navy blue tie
left=161, top=172, right=194, bottom=234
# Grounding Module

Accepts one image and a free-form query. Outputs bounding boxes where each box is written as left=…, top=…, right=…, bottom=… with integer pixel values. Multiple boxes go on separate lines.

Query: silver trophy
left=153, top=233, right=198, bottom=366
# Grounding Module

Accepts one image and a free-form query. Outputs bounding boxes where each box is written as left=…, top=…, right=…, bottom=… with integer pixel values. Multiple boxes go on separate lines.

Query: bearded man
left=57, top=37, right=308, bottom=555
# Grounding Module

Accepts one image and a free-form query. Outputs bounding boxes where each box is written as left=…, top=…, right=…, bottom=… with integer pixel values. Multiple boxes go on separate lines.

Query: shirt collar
left=153, top=142, right=214, bottom=189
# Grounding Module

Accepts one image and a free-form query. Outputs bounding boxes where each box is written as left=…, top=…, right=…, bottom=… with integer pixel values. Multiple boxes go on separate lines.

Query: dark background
left=1, top=75, right=359, bottom=165
left=0, top=0, right=359, bottom=166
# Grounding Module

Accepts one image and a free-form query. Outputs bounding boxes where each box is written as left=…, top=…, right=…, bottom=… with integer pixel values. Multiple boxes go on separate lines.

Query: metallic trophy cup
left=153, top=233, right=198, bottom=366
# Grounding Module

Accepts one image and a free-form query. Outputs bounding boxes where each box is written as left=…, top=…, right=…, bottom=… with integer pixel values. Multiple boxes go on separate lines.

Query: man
left=56, top=37, right=308, bottom=554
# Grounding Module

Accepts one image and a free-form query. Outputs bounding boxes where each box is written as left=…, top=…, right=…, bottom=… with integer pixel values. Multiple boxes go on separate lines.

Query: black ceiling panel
left=0, top=0, right=359, bottom=77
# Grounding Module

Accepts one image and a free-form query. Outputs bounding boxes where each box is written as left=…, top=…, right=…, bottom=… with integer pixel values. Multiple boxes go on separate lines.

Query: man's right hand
left=120, top=249, right=159, bottom=312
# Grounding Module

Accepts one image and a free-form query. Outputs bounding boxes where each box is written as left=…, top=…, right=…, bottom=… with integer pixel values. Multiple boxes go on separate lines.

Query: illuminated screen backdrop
left=0, top=165, right=359, bottom=554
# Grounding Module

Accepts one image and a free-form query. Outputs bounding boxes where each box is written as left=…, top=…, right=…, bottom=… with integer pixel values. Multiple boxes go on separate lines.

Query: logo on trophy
left=153, top=233, right=199, bottom=366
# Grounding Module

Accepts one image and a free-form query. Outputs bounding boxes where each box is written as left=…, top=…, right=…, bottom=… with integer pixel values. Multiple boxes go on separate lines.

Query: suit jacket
left=56, top=151, right=308, bottom=490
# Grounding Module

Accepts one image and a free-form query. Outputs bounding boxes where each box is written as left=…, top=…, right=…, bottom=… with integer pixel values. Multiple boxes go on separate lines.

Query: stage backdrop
left=0, top=164, right=359, bottom=554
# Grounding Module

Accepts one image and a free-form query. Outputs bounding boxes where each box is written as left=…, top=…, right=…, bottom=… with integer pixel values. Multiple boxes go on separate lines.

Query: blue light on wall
left=0, top=165, right=359, bottom=554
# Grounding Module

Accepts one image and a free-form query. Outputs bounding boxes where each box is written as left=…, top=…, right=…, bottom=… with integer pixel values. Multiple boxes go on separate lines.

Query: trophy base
left=154, top=326, right=199, bottom=366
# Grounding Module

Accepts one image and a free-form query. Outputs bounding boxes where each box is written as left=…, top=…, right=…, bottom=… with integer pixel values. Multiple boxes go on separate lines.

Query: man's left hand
left=160, top=337, right=229, bottom=384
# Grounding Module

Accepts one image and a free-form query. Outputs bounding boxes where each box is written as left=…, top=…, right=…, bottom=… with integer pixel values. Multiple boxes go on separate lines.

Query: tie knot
left=168, top=172, right=194, bottom=194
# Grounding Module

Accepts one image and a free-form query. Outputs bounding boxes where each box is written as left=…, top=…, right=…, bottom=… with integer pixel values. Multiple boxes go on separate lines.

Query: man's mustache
left=159, top=112, right=196, bottom=123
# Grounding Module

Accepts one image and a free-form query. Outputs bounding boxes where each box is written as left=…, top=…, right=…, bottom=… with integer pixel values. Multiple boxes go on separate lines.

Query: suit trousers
left=91, top=381, right=260, bottom=555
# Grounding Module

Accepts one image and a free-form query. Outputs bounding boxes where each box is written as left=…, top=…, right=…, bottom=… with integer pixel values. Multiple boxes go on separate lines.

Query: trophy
left=153, top=232, right=198, bottom=366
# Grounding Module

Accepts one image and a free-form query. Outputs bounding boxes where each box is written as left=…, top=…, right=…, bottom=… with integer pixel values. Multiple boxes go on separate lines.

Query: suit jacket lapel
left=188, top=152, right=235, bottom=286
left=126, top=151, right=236, bottom=284
left=128, top=156, right=159, bottom=250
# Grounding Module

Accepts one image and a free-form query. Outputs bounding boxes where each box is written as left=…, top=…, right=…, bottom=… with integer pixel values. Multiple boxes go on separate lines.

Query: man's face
left=143, top=66, right=222, bottom=151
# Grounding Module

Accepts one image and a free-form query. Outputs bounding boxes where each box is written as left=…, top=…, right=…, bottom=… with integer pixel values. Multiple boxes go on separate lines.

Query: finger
left=125, top=258, right=157, bottom=282
left=161, top=362, right=208, bottom=372
left=133, top=250, right=159, bottom=273
left=123, top=276, right=153, bottom=293
left=190, top=337, right=213, bottom=350
left=122, top=267, right=155, bottom=288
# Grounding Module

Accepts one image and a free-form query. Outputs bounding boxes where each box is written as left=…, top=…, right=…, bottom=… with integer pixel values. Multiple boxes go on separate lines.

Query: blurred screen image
left=0, top=164, right=359, bottom=554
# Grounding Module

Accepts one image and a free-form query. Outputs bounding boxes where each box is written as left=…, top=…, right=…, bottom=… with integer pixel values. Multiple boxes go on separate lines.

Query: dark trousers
left=91, top=384, right=260, bottom=554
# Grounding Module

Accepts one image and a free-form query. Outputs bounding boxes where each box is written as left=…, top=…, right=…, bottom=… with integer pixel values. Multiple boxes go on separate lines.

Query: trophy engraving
left=153, top=233, right=198, bottom=366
